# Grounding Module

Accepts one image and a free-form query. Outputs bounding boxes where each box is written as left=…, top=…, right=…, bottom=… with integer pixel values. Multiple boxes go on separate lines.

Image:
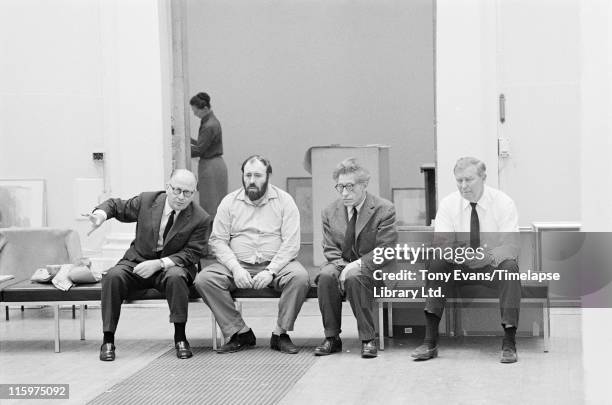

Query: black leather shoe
left=314, top=336, right=342, bottom=356
left=500, top=339, right=518, bottom=363
left=411, top=342, right=438, bottom=360
left=99, top=343, right=115, bottom=361
left=361, top=340, right=378, bottom=358
left=270, top=333, right=299, bottom=354
left=175, top=340, right=193, bottom=359
left=217, top=329, right=256, bottom=353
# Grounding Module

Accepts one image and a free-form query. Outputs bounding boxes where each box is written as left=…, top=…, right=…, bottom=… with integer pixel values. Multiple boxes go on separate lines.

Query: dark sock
left=103, top=332, right=114, bottom=345
left=362, top=339, right=372, bottom=344
left=504, top=326, right=517, bottom=343
left=424, top=311, right=440, bottom=347
left=174, top=322, right=186, bottom=343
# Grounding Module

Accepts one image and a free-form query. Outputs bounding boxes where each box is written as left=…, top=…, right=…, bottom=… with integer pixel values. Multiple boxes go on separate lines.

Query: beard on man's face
left=243, top=177, right=269, bottom=201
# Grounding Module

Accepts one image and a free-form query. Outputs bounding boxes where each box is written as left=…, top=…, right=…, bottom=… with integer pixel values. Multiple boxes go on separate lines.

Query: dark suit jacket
left=321, top=192, right=397, bottom=273
left=96, top=191, right=210, bottom=279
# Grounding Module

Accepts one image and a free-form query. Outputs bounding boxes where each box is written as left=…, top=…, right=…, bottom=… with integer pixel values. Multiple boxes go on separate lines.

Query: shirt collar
left=200, top=109, right=213, bottom=123
left=346, top=193, right=367, bottom=216
left=163, top=196, right=183, bottom=216
left=461, top=185, right=491, bottom=211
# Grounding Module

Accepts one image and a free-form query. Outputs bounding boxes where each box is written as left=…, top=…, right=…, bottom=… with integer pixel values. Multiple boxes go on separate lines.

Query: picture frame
left=0, top=179, right=46, bottom=228
left=392, top=187, right=426, bottom=226
left=286, top=177, right=313, bottom=243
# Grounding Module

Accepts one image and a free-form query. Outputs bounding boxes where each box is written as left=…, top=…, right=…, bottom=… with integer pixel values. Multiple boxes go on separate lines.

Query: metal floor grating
left=88, top=346, right=316, bottom=405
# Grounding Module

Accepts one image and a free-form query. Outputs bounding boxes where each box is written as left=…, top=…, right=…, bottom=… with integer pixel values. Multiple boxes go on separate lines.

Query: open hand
left=82, top=212, right=105, bottom=236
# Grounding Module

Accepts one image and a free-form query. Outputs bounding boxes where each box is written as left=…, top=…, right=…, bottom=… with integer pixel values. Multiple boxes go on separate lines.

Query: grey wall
left=184, top=0, right=435, bottom=192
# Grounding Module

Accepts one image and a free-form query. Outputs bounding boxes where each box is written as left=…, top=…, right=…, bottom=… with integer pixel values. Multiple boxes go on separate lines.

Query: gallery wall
left=184, top=0, right=435, bottom=194
left=0, top=0, right=172, bottom=251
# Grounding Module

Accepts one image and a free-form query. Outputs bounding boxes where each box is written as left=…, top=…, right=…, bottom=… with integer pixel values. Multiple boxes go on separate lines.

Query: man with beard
left=194, top=155, right=310, bottom=354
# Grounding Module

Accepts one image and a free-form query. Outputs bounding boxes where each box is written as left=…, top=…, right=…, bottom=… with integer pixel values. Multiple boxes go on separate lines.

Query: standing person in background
left=190, top=92, right=228, bottom=218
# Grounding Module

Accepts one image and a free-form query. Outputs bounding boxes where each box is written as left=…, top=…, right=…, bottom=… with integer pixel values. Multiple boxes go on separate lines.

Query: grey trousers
left=316, top=263, right=376, bottom=341
left=194, top=260, right=310, bottom=338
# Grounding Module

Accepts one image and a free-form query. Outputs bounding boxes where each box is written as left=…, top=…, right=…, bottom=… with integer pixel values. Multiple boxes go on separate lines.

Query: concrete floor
left=0, top=303, right=584, bottom=405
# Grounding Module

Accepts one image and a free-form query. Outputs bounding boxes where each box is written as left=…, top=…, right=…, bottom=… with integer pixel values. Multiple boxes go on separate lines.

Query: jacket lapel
left=355, top=193, right=375, bottom=238
left=163, top=203, right=192, bottom=247
left=151, top=194, right=165, bottom=243
left=335, top=200, right=348, bottom=233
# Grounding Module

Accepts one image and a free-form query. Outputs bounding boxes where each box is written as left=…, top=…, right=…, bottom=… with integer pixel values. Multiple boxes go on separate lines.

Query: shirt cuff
left=266, top=262, right=280, bottom=275
left=160, top=257, right=175, bottom=269
left=92, top=209, right=107, bottom=221
left=225, top=258, right=243, bottom=275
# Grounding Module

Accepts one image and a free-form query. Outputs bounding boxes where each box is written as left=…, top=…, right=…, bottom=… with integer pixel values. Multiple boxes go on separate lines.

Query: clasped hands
left=338, top=260, right=360, bottom=291
left=233, top=267, right=274, bottom=289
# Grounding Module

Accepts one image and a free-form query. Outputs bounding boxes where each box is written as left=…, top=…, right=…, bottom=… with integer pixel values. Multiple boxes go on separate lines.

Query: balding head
left=166, top=169, right=197, bottom=211
left=170, top=169, right=197, bottom=189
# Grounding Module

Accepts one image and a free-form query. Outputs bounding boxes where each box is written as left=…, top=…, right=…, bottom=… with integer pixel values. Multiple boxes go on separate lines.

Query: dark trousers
left=101, top=262, right=192, bottom=333
left=424, top=258, right=521, bottom=327
left=316, top=263, right=376, bottom=341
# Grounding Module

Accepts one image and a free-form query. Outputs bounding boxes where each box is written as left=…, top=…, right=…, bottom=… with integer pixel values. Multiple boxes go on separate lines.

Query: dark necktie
left=470, top=202, right=480, bottom=248
left=163, top=210, right=175, bottom=242
left=342, top=207, right=358, bottom=262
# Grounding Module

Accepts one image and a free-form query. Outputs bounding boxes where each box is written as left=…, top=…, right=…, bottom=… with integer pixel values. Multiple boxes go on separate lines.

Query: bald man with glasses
left=86, top=169, right=210, bottom=361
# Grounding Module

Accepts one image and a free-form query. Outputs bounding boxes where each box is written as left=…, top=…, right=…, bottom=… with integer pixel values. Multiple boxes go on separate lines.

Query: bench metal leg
left=444, top=303, right=451, bottom=336
left=54, top=305, right=60, bottom=353
left=211, top=313, right=218, bottom=351
left=5, top=306, right=8, bottom=321
left=543, top=302, right=550, bottom=352
left=21, top=305, right=24, bottom=312
left=378, top=302, right=384, bottom=350
left=71, top=305, right=76, bottom=319
left=80, top=305, right=85, bottom=340
left=387, top=302, right=393, bottom=338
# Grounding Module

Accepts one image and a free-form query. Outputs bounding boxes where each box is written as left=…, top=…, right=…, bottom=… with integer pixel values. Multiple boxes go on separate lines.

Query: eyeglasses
left=334, top=183, right=358, bottom=193
left=168, top=184, right=195, bottom=198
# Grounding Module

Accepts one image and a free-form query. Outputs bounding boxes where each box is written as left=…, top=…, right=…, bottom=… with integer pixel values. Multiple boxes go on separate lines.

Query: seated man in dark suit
left=411, top=157, right=521, bottom=363
left=86, top=169, right=210, bottom=361
left=315, top=158, right=397, bottom=358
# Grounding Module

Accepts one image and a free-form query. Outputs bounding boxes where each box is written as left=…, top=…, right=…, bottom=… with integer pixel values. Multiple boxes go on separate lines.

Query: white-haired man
left=411, top=157, right=521, bottom=363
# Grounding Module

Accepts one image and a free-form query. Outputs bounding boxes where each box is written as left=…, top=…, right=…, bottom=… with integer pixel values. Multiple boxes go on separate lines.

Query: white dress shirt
left=434, top=185, right=519, bottom=266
